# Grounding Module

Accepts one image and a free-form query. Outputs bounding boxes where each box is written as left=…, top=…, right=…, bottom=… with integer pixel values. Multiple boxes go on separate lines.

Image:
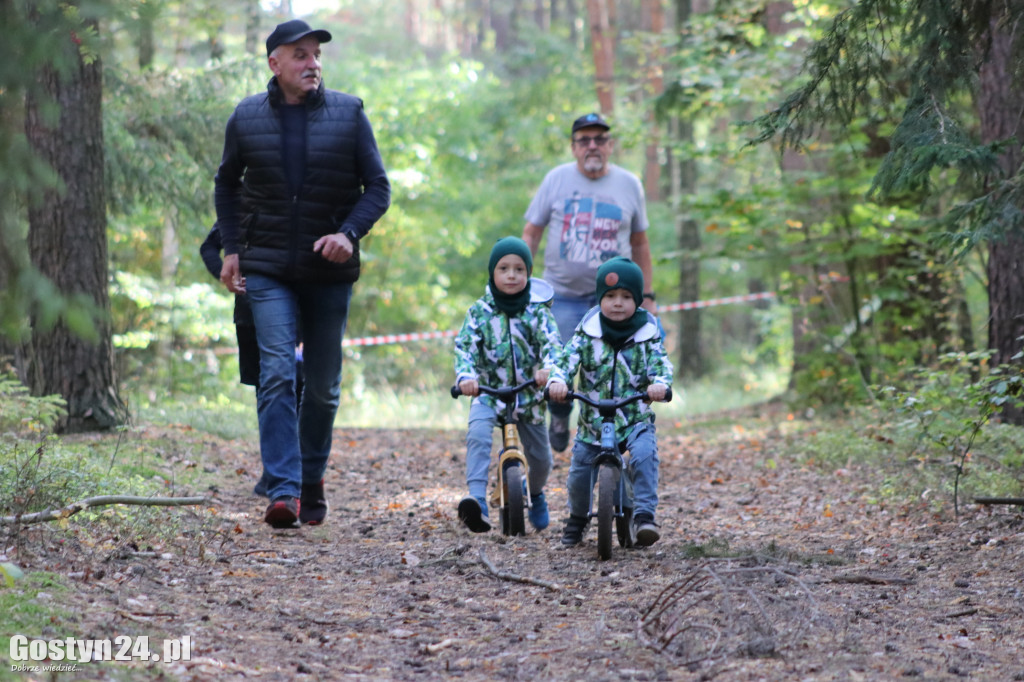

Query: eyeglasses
left=573, top=135, right=610, bottom=147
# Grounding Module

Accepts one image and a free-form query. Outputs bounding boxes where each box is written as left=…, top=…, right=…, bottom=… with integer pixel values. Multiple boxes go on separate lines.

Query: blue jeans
left=549, top=293, right=596, bottom=420
left=566, top=422, right=659, bottom=519
left=245, top=273, right=353, bottom=501
left=465, top=401, right=552, bottom=501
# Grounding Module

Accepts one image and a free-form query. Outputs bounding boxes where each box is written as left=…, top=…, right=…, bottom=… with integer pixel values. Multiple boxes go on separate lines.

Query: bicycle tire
left=616, top=506, right=633, bottom=548
left=597, top=465, right=616, bottom=560
left=503, top=464, right=526, bottom=536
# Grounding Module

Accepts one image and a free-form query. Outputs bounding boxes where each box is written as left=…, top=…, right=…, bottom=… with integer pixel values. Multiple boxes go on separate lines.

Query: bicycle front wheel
left=596, top=465, right=616, bottom=560
left=502, top=464, right=526, bottom=536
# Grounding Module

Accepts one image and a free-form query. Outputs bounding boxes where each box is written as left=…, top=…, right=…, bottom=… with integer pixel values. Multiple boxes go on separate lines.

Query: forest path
left=26, top=414, right=1024, bottom=681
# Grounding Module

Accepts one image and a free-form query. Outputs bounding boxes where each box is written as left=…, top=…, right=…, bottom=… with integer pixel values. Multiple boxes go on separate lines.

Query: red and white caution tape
left=342, top=291, right=777, bottom=349
left=342, top=329, right=458, bottom=348
left=659, top=291, right=775, bottom=313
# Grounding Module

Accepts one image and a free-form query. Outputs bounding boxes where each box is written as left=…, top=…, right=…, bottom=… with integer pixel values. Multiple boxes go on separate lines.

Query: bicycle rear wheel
left=616, top=506, right=633, bottom=548
left=596, top=465, right=616, bottom=560
left=501, top=464, right=526, bottom=536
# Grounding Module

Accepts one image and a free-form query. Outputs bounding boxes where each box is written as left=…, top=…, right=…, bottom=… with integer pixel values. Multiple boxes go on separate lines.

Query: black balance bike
left=451, top=379, right=538, bottom=536
left=547, top=387, right=671, bottom=560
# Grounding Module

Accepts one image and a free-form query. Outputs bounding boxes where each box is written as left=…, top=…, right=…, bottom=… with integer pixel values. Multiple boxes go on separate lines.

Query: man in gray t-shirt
left=523, top=112, right=658, bottom=451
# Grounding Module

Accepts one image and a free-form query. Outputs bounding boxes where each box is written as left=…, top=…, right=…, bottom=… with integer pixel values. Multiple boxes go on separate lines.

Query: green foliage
left=0, top=573, right=69, bottom=657
left=0, top=428, right=207, bottom=565
left=0, top=0, right=119, bottom=342
left=0, top=562, right=25, bottom=587
left=0, top=373, right=66, bottom=434
left=0, top=436, right=153, bottom=519
left=104, top=58, right=266, bottom=284
left=876, top=352, right=1024, bottom=512
left=752, top=0, right=1023, bottom=243
left=783, top=352, right=1024, bottom=513
left=102, top=21, right=606, bottom=392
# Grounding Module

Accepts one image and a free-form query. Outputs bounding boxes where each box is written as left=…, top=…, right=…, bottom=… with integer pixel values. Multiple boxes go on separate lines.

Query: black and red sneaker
left=264, top=497, right=300, bottom=529
left=299, top=480, right=328, bottom=525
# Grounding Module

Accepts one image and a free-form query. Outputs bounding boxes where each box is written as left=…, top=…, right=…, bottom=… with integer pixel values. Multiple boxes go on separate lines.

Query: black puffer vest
left=234, top=78, right=365, bottom=283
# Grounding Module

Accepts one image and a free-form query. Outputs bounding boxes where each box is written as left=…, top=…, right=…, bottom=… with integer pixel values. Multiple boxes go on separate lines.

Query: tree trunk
left=586, top=0, right=615, bottom=113
left=641, top=0, right=663, bottom=201
left=405, top=0, right=422, bottom=45
left=672, top=0, right=703, bottom=378
left=137, top=0, right=159, bottom=69
left=534, top=0, right=548, bottom=30
left=0, top=87, right=26, bottom=350
left=245, top=0, right=261, bottom=55
left=978, top=12, right=1024, bottom=425
left=24, top=19, right=125, bottom=432
left=493, top=0, right=510, bottom=50
left=565, top=0, right=579, bottom=45
left=763, top=0, right=822, bottom=394
left=510, top=0, right=524, bottom=48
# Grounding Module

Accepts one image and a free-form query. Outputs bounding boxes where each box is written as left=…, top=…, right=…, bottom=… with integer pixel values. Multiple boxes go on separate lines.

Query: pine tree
left=753, top=0, right=1024, bottom=424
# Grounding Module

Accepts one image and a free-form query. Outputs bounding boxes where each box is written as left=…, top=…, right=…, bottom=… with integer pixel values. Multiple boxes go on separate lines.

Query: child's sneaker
left=458, top=496, right=492, bottom=533
left=299, top=479, right=329, bottom=525
left=560, top=514, right=588, bottom=546
left=264, top=497, right=300, bottom=529
left=528, top=492, right=550, bottom=531
left=633, top=513, right=660, bottom=547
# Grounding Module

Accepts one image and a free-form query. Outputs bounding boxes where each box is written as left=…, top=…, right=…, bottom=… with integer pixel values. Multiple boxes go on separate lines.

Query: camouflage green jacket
left=550, top=307, right=674, bottom=445
left=454, top=279, right=562, bottom=424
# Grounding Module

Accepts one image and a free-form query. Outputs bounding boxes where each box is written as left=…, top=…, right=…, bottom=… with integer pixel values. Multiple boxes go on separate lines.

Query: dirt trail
left=11, top=418, right=1024, bottom=681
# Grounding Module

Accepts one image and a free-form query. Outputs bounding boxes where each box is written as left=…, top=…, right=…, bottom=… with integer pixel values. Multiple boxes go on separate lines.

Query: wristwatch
left=643, top=292, right=656, bottom=301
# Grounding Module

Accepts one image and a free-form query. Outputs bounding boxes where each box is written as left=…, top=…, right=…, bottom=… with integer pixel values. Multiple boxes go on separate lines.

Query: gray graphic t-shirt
left=524, top=163, right=648, bottom=298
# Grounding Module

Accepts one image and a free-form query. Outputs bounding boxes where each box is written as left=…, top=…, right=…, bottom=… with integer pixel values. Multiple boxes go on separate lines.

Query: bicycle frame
left=547, top=386, right=671, bottom=557
left=494, top=421, right=530, bottom=510
left=587, top=397, right=639, bottom=523
left=452, top=379, right=537, bottom=533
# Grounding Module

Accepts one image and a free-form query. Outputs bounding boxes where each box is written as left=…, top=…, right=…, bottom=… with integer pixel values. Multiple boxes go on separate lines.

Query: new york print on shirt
left=558, top=191, right=624, bottom=268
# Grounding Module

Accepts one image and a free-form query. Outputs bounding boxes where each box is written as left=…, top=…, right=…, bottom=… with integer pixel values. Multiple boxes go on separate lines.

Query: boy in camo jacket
left=547, top=256, right=674, bottom=547
left=453, top=237, right=563, bottom=533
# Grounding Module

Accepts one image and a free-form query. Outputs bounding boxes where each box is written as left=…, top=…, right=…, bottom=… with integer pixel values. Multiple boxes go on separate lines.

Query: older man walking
left=522, top=112, right=656, bottom=451
left=214, top=19, right=390, bottom=528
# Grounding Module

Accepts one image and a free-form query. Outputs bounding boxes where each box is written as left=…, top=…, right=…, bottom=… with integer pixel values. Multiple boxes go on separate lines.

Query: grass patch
left=776, top=405, right=1024, bottom=513
left=0, top=572, right=76, bottom=679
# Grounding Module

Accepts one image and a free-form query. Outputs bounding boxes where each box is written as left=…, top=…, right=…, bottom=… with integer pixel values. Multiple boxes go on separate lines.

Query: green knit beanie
left=596, top=257, right=643, bottom=306
left=488, top=237, right=533, bottom=277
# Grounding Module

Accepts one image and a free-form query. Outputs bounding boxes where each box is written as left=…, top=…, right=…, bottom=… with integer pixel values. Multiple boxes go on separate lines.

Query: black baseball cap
left=571, top=112, right=611, bottom=135
left=266, top=19, right=332, bottom=57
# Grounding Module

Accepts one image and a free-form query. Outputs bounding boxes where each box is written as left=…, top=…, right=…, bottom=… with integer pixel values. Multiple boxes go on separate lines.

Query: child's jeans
left=566, top=422, right=659, bottom=520
left=465, top=401, right=552, bottom=501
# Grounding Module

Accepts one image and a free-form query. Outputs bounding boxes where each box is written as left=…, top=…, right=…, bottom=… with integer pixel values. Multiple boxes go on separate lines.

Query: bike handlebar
left=451, top=379, right=539, bottom=401
left=542, top=386, right=672, bottom=416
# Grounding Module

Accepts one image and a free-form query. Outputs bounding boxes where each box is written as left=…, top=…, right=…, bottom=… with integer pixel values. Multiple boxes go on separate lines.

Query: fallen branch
left=478, top=548, right=561, bottom=592
left=0, top=495, right=207, bottom=526
left=829, top=573, right=914, bottom=586
left=222, top=548, right=284, bottom=559
left=973, top=497, right=1024, bottom=506
left=943, top=608, right=978, bottom=618
left=116, top=609, right=155, bottom=624
left=423, top=638, right=456, bottom=655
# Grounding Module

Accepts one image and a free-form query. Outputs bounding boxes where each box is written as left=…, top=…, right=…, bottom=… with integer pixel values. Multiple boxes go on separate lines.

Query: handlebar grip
left=451, top=384, right=462, bottom=399
left=664, top=387, right=673, bottom=403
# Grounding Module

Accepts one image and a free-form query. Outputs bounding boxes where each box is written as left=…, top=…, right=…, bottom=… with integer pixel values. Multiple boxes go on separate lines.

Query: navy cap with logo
left=571, top=112, right=611, bottom=135
left=266, top=19, right=332, bottom=57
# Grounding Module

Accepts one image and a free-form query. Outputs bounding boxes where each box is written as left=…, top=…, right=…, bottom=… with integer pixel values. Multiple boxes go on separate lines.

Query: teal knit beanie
left=488, top=237, right=533, bottom=277
left=596, top=257, right=643, bottom=306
